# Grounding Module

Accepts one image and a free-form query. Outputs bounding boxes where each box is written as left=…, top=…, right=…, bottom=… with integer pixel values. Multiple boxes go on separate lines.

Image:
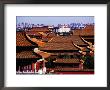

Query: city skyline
left=16, top=16, right=94, bottom=26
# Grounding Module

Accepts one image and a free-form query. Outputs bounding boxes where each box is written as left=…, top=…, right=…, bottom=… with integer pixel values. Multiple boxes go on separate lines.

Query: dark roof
left=71, top=36, right=87, bottom=45
left=54, top=68, right=81, bottom=71
left=16, top=32, right=35, bottom=46
left=47, top=35, right=87, bottom=45
left=39, top=42, right=78, bottom=50
left=53, top=68, right=94, bottom=72
left=48, top=36, right=72, bottom=43
left=54, top=59, right=80, bottom=63
left=26, top=31, right=42, bottom=36
left=51, top=52, right=80, bottom=55
left=16, top=51, right=40, bottom=59
left=39, top=35, right=88, bottom=50
left=73, top=25, right=94, bottom=36
left=82, top=37, right=94, bottom=40
left=82, top=69, right=94, bottom=71
left=47, top=32, right=56, bottom=38
left=30, top=27, right=50, bottom=32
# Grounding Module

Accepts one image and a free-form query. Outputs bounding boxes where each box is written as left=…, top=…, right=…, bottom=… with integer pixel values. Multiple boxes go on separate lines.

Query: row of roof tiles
left=52, top=68, right=94, bottom=71
left=16, top=51, right=40, bottom=59
left=73, top=25, right=94, bottom=36
left=16, top=32, right=35, bottom=46
left=39, top=42, right=78, bottom=50
left=16, top=32, right=88, bottom=47
left=54, top=59, right=80, bottom=63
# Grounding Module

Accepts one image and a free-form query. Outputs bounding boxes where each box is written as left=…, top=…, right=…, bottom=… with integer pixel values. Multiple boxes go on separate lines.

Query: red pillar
left=43, top=60, right=45, bottom=68
left=36, top=62, right=40, bottom=72
left=32, top=63, right=35, bottom=72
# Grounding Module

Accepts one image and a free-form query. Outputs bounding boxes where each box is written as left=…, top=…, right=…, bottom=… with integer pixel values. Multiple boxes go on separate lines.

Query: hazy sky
left=16, top=16, right=94, bottom=26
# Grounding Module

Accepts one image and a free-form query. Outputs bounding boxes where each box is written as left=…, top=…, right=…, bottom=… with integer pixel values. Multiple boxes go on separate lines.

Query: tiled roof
left=47, top=32, right=56, bottom=38
left=73, top=25, right=94, bottom=36
left=53, top=68, right=94, bottom=72
left=47, top=35, right=87, bottom=45
left=26, top=31, right=42, bottom=36
left=30, top=27, right=50, bottom=32
left=48, top=36, right=72, bottom=43
left=82, top=69, right=94, bottom=71
left=16, top=32, right=35, bottom=46
left=35, top=50, right=51, bottom=59
left=71, top=36, right=87, bottom=45
left=72, top=29, right=81, bottom=35
left=16, top=51, right=40, bottom=59
left=39, top=42, right=78, bottom=50
left=39, top=35, right=87, bottom=50
left=54, top=59, right=80, bottom=63
left=51, top=52, right=80, bottom=55
left=54, top=67, right=81, bottom=71
left=82, top=37, right=94, bottom=40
